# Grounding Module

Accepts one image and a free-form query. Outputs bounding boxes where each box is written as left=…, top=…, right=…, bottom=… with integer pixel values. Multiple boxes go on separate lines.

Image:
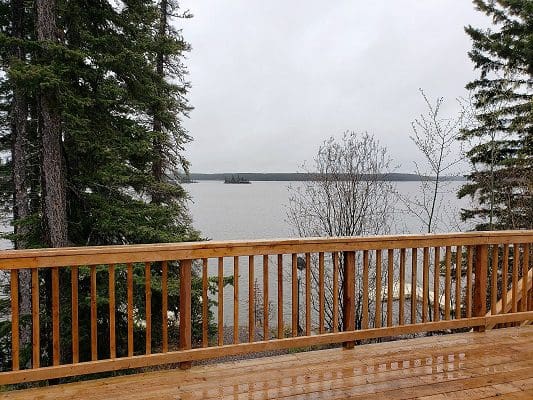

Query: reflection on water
left=181, top=350, right=469, bottom=398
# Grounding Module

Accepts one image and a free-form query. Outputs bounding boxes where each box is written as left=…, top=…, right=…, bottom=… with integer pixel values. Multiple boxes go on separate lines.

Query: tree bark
left=36, top=0, right=68, bottom=248
left=11, top=0, right=32, bottom=357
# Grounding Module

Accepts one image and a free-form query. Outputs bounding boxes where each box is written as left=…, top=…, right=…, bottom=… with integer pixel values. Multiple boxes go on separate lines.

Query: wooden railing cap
left=0, top=230, right=531, bottom=269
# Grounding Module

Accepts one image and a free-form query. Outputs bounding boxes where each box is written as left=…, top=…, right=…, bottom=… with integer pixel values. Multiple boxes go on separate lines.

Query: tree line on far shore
left=182, top=172, right=465, bottom=183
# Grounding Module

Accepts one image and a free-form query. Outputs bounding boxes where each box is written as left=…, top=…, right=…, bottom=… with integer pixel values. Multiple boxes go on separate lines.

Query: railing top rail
left=0, top=230, right=532, bottom=269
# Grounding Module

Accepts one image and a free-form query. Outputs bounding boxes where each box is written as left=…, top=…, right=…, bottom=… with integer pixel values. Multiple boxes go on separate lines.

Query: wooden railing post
left=342, top=251, right=355, bottom=349
left=473, top=244, right=488, bottom=332
left=179, top=259, right=192, bottom=370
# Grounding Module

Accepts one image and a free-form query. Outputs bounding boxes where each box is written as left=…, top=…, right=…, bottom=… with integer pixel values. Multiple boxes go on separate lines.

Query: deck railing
left=0, top=231, right=531, bottom=385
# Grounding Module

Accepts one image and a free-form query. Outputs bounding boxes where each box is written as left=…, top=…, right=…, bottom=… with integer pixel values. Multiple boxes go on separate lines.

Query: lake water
left=0, top=180, right=469, bottom=246
left=187, top=180, right=469, bottom=240
left=186, top=180, right=470, bottom=327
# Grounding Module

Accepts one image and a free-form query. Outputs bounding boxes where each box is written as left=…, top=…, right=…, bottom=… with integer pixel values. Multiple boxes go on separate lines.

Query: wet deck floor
left=2, top=326, right=533, bottom=399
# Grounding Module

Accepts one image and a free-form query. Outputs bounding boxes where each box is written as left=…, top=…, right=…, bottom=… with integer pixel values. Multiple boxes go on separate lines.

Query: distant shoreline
left=183, top=172, right=466, bottom=182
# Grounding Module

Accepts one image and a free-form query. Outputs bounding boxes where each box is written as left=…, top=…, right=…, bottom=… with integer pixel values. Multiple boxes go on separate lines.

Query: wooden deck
left=2, top=326, right=533, bottom=400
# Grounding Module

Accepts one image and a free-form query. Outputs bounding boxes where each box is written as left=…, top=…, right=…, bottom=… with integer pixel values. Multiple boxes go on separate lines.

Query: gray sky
left=179, top=1, right=488, bottom=173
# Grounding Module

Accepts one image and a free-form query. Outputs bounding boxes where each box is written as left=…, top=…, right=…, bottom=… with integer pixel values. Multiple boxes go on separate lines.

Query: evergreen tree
left=0, top=0, right=205, bottom=369
left=458, top=0, right=532, bottom=230
left=150, top=0, right=192, bottom=205
left=58, top=0, right=198, bottom=246
left=36, top=0, right=68, bottom=248
left=1, top=0, right=198, bottom=247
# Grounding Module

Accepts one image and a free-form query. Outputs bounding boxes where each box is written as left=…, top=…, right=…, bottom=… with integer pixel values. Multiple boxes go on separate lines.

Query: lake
left=187, top=180, right=469, bottom=240
left=186, top=180, right=470, bottom=326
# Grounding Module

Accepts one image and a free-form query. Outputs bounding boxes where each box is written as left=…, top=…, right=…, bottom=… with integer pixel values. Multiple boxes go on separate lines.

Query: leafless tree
left=404, top=90, right=474, bottom=323
left=287, top=131, right=396, bottom=331
left=402, top=89, right=470, bottom=234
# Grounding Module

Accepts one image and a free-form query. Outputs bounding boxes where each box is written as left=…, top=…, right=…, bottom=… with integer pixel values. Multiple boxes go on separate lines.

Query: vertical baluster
left=411, top=248, right=417, bottom=324
left=71, top=266, right=79, bottom=363
left=10, top=270, right=19, bottom=371
left=161, top=261, right=168, bottom=353
left=524, top=244, right=531, bottom=311
left=522, top=244, right=529, bottom=312
left=90, top=265, right=97, bottom=361
left=444, top=246, right=452, bottom=320
left=179, top=259, right=192, bottom=370
left=387, top=249, right=393, bottom=327
left=374, top=250, right=382, bottom=328
left=145, top=262, right=151, bottom=355
left=332, top=252, right=339, bottom=332
left=455, top=246, right=462, bottom=319
left=249, top=255, right=255, bottom=342
left=433, top=247, right=440, bottom=322
left=263, top=255, right=269, bottom=340
left=512, top=243, right=519, bottom=313
left=305, top=253, right=311, bottom=336
left=502, top=244, right=509, bottom=313
left=218, top=257, right=224, bottom=346
left=362, top=250, right=369, bottom=330
left=109, top=264, right=116, bottom=358
left=491, top=245, right=498, bottom=315
left=399, top=248, right=406, bottom=325
left=422, top=247, right=429, bottom=323
left=277, top=254, right=283, bottom=339
left=31, top=268, right=40, bottom=368
left=343, top=251, right=355, bottom=349
left=473, top=244, right=488, bottom=332
left=234, top=256, right=239, bottom=344
left=466, top=246, right=473, bottom=318
left=319, top=252, right=325, bottom=333
left=291, top=254, right=297, bottom=337
left=127, top=263, right=134, bottom=357
left=202, top=258, right=208, bottom=347
left=52, top=267, right=60, bottom=365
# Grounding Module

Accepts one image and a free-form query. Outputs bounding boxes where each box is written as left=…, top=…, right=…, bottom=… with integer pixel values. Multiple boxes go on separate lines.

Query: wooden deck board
left=1, top=326, right=532, bottom=400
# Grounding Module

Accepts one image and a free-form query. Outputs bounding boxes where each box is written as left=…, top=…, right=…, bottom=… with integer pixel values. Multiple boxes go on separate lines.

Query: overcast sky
left=179, top=1, right=488, bottom=173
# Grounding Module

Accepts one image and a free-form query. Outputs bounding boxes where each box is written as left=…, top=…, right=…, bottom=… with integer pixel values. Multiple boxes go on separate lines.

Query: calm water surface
left=187, top=180, right=470, bottom=326
left=187, top=180, right=468, bottom=240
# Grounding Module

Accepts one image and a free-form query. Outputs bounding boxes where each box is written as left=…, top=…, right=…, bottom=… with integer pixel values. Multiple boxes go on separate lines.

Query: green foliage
left=0, top=0, right=219, bottom=374
left=0, top=0, right=199, bottom=246
left=459, top=0, right=532, bottom=230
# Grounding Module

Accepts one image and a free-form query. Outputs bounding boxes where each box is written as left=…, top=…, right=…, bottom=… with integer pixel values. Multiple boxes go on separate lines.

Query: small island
left=224, top=174, right=251, bottom=184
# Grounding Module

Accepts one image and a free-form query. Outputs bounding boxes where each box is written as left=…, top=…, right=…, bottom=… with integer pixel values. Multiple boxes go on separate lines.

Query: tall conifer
left=0, top=0, right=200, bottom=366
left=459, top=0, right=532, bottom=230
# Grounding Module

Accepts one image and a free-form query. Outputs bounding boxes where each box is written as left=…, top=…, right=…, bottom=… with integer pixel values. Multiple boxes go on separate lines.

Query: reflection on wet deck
left=2, top=326, right=533, bottom=399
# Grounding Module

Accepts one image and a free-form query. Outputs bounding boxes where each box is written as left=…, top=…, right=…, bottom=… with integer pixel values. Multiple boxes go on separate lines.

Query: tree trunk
left=151, top=0, right=168, bottom=205
left=11, top=0, right=32, bottom=360
left=36, top=0, right=68, bottom=248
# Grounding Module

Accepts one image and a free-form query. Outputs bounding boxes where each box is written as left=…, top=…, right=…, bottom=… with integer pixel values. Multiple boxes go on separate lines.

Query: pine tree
left=59, top=0, right=198, bottom=246
left=1, top=0, right=198, bottom=247
left=7, top=0, right=32, bottom=353
left=0, top=0, right=203, bottom=368
left=151, top=0, right=193, bottom=205
left=33, top=0, right=68, bottom=249
left=458, top=0, right=532, bottom=230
